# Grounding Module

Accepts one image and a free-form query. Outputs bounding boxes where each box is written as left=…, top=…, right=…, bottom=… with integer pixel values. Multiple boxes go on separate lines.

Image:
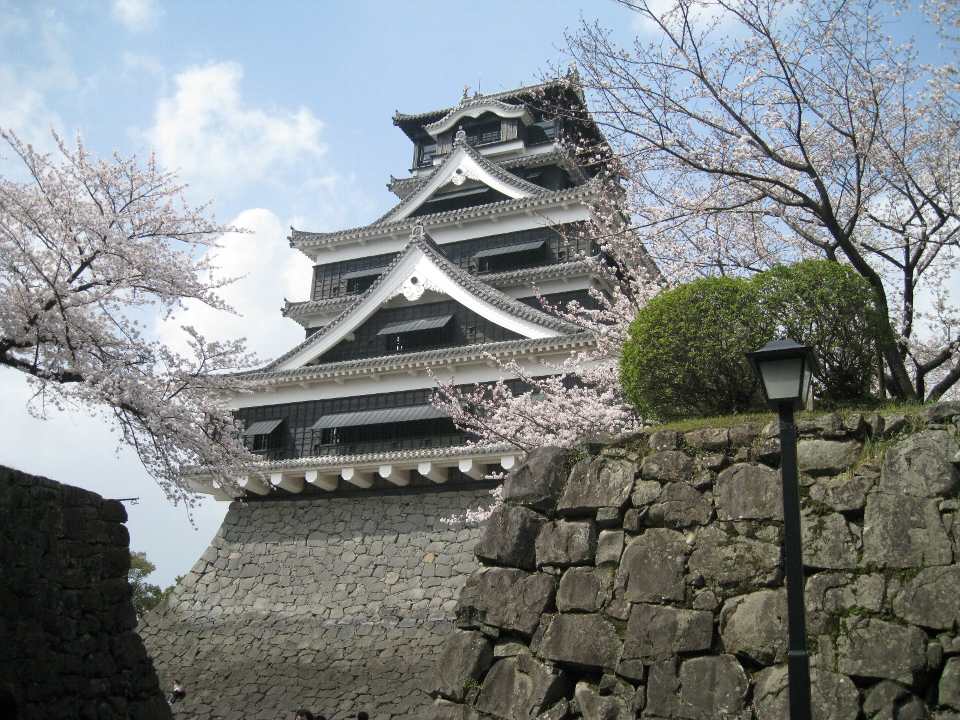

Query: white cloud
left=0, top=5, right=74, bottom=156
left=0, top=66, right=62, bottom=150
left=145, top=62, right=329, bottom=201
left=112, top=0, right=161, bottom=32
left=156, top=207, right=312, bottom=363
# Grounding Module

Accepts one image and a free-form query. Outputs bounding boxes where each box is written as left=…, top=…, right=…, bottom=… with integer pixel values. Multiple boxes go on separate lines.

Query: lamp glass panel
left=801, top=361, right=813, bottom=402
left=759, top=357, right=804, bottom=401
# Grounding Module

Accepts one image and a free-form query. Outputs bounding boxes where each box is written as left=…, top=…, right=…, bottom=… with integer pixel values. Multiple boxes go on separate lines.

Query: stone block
left=862, top=492, right=952, bottom=569
left=942, top=658, right=960, bottom=710
left=729, top=423, right=760, bottom=448
left=881, top=430, right=960, bottom=498
left=538, top=613, right=622, bottom=670
left=714, top=463, right=782, bottom=521
left=649, top=429, right=679, bottom=450
left=427, top=699, right=481, bottom=720
left=836, top=617, right=926, bottom=684
left=806, top=572, right=885, bottom=635
left=753, top=665, right=859, bottom=720
left=574, top=682, right=631, bottom=720
left=556, top=567, right=607, bottom=612
left=802, top=510, right=861, bottom=570
left=647, top=483, right=712, bottom=527
left=617, top=529, right=689, bottom=603
left=640, top=450, right=694, bottom=482
left=502, top=447, right=570, bottom=513
left=621, top=603, right=713, bottom=663
left=475, top=654, right=568, bottom=719
left=688, top=526, right=781, bottom=591
left=595, top=530, right=624, bottom=566
left=924, top=401, right=960, bottom=424
left=557, top=457, right=636, bottom=515
left=720, top=589, right=787, bottom=663
left=594, top=506, right=621, bottom=527
left=809, top=470, right=876, bottom=512
left=631, top=480, right=661, bottom=507
left=646, top=655, right=749, bottom=719
left=535, top=521, right=597, bottom=567
left=892, top=566, right=960, bottom=630
left=796, top=412, right=846, bottom=438
left=458, top=567, right=555, bottom=637
left=474, top=505, right=545, bottom=570
left=862, top=680, right=911, bottom=719
left=535, top=700, right=571, bottom=720
left=433, top=630, right=493, bottom=702
left=797, top=439, right=862, bottom=476
left=684, top=427, right=730, bottom=452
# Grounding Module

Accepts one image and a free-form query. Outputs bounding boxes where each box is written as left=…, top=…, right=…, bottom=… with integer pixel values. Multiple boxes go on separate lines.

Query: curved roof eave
left=424, top=100, right=533, bottom=137
left=238, top=332, right=597, bottom=386
left=289, top=178, right=600, bottom=251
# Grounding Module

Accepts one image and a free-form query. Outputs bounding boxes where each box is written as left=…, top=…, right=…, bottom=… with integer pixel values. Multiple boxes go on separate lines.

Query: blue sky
left=0, top=0, right=639, bottom=587
left=0, top=1, right=948, bottom=587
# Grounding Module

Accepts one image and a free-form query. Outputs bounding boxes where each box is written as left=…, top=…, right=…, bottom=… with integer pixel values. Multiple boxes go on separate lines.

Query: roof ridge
left=406, top=226, right=581, bottom=333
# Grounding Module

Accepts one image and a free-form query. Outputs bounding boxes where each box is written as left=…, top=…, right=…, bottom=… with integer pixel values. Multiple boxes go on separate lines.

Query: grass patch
left=650, top=399, right=929, bottom=435
left=655, top=411, right=775, bottom=433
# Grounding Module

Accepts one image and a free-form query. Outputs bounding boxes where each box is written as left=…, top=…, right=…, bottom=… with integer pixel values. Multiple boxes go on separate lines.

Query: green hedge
left=753, top=260, right=885, bottom=403
left=621, top=277, right=769, bottom=420
left=621, top=261, right=884, bottom=421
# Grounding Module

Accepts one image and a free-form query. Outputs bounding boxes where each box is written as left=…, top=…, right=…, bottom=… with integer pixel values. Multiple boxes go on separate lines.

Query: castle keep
left=185, top=72, right=607, bottom=500
left=140, top=77, right=608, bottom=719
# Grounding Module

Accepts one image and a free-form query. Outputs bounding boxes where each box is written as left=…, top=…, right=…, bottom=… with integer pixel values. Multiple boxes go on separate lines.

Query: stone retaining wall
left=0, top=465, right=170, bottom=720
left=139, top=486, right=493, bottom=720
left=429, top=402, right=960, bottom=719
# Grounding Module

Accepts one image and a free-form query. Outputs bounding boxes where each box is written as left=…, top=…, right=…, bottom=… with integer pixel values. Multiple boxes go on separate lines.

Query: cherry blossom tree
left=0, top=131, right=257, bottom=503
left=435, top=0, right=960, bottom=449
left=568, top=0, right=960, bottom=401
left=432, top=200, right=661, bottom=449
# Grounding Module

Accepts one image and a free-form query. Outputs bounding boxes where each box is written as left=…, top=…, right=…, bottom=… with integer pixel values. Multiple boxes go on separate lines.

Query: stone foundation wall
left=429, top=402, right=960, bottom=720
left=139, top=486, right=493, bottom=720
left=0, top=465, right=171, bottom=720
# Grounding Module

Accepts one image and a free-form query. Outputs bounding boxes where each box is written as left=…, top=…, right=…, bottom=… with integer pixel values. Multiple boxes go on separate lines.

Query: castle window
left=377, top=314, right=453, bottom=354
left=242, top=418, right=285, bottom=453
left=341, top=267, right=382, bottom=294
left=463, top=120, right=501, bottom=146
left=473, top=240, right=546, bottom=273
left=417, top=141, right=437, bottom=168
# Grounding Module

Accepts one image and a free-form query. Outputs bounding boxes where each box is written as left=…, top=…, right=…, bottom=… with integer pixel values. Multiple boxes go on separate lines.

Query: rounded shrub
left=753, top=259, right=885, bottom=403
left=620, top=276, right=771, bottom=421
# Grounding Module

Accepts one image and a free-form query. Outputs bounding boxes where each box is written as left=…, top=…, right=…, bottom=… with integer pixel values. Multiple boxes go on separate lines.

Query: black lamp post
left=746, top=338, right=816, bottom=720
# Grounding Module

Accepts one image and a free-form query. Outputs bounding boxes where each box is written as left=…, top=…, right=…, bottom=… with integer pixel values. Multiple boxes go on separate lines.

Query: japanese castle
left=192, top=75, right=608, bottom=499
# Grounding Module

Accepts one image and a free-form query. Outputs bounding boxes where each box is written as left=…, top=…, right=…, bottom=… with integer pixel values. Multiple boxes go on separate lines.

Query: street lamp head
left=746, top=338, right=816, bottom=409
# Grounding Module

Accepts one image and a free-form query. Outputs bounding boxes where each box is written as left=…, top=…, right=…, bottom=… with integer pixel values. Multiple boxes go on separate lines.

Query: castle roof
left=237, top=332, right=595, bottom=386
left=392, top=76, right=584, bottom=136
left=282, top=258, right=599, bottom=323
left=374, top=132, right=548, bottom=224
left=290, top=178, right=599, bottom=252
left=387, top=148, right=583, bottom=199
left=267, top=226, right=583, bottom=372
